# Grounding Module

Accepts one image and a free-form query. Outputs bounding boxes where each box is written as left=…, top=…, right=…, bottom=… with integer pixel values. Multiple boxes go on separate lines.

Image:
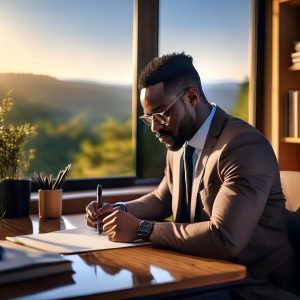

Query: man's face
left=140, top=82, right=195, bottom=151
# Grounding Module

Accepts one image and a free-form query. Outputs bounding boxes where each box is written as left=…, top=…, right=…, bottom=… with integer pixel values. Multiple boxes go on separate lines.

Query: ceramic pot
left=38, top=189, right=62, bottom=219
left=0, top=179, right=31, bottom=218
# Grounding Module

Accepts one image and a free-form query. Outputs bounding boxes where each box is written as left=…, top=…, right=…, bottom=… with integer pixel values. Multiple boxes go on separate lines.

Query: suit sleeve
left=125, top=176, right=172, bottom=220
left=125, top=151, right=173, bottom=220
left=149, top=132, right=279, bottom=259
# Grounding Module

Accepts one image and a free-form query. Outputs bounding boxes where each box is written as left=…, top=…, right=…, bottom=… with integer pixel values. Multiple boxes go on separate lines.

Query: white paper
left=6, top=227, right=148, bottom=254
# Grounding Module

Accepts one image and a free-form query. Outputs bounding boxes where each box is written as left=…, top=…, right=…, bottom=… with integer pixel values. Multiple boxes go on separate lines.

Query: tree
left=71, top=117, right=134, bottom=177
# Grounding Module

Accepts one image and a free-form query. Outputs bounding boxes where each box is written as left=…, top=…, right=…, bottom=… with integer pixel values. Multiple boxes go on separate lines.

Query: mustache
left=155, top=130, right=172, bottom=139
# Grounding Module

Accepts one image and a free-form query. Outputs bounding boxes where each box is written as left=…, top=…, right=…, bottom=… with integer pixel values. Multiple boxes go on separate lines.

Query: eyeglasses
left=139, top=91, right=184, bottom=126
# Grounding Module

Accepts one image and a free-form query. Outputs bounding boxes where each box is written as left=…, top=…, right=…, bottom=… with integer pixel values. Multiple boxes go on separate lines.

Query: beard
left=156, top=110, right=194, bottom=152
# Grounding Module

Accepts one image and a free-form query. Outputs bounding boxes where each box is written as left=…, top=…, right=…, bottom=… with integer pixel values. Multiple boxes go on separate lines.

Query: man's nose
left=151, top=118, right=164, bottom=133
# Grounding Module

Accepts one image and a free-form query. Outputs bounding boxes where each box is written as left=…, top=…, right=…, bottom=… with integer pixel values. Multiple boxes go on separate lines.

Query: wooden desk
left=0, top=215, right=246, bottom=299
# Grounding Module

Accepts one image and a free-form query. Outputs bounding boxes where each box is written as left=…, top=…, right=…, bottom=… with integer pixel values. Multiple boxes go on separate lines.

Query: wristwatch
left=136, top=220, right=154, bottom=241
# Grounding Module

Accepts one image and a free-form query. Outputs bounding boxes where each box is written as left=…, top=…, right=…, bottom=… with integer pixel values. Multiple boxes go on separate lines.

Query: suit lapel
left=190, top=107, right=229, bottom=223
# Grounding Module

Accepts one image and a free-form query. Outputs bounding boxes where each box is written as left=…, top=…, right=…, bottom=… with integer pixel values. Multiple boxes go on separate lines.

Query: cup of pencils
left=32, top=164, right=71, bottom=219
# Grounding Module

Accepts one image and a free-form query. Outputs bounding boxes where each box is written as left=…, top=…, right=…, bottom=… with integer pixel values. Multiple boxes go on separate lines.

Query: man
left=86, top=53, right=297, bottom=298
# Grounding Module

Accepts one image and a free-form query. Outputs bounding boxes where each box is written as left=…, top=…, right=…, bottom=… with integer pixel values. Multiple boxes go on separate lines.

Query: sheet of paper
left=6, top=227, right=148, bottom=254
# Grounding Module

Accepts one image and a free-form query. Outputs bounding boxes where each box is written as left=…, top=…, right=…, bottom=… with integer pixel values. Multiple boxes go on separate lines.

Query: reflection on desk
left=0, top=214, right=246, bottom=299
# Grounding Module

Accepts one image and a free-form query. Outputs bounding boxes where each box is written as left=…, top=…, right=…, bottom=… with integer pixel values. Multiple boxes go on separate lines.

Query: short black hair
left=138, top=52, right=204, bottom=97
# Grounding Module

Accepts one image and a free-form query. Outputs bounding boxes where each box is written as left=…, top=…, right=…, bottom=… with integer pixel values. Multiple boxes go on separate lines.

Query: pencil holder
left=38, top=189, right=62, bottom=219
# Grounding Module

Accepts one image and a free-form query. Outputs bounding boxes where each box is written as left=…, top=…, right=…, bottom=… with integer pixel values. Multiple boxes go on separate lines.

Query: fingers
left=85, top=201, right=103, bottom=228
left=102, top=211, right=120, bottom=241
left=85, top=201, right=98, bottom=218
left=101, top=203, right=113, bottom=211
left=101, top=210, right=140, bottom=242
left=105, top=224, right=118, bottom=241
left=85, top=201, right=137, bottom=242
left=85, top=201, right=113, bottom=221
left=85, top=201, right=115, bottom=231
left=85, top=212, right=99, bottom=228
left=102, top=211, right=118, bottom=231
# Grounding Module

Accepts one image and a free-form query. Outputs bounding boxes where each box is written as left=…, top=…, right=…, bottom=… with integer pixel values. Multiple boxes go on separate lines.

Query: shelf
left=289, top=64, right=300, bottom=70
left=281, top=137, right=300, bottom=143
left=280, top=0, right=300, bottom=6
left=272, top=0, right=300, bottom=170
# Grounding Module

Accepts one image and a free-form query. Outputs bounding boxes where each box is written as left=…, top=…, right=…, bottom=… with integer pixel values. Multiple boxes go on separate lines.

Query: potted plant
left=0, top=92, right=37, bottom=218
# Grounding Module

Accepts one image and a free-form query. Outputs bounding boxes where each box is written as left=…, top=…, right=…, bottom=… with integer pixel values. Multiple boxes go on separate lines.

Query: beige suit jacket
left=127, top=107, right=293, bottom=279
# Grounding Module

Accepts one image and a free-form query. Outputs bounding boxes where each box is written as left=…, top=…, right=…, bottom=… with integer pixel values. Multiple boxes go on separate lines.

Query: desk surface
left=0, top=215, right=246, bottom=299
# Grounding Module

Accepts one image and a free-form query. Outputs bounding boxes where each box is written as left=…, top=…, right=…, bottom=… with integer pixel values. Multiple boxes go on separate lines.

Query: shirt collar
left=187, top=103, right=217, bottom=151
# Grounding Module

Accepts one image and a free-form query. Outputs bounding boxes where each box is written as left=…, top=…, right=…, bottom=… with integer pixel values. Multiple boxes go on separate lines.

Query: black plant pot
left=0, top=179, right=31, bottom=218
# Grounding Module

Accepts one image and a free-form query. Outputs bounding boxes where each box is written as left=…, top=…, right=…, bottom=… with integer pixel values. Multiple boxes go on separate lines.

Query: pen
left=96, top=184, right=102, bottom=234
left=0, top=246, right=3, bottom=261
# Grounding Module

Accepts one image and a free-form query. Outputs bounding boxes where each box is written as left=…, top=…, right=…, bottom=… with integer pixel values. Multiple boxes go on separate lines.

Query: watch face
left=137, top=221, right=154, bottom=240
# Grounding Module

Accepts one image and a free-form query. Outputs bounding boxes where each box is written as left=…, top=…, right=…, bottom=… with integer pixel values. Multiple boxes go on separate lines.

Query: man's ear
left=186, top=87, right=200, bottom=106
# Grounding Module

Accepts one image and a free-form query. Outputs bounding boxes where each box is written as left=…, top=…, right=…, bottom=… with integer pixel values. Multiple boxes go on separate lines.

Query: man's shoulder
left=223, top=114, right=263, bottom=139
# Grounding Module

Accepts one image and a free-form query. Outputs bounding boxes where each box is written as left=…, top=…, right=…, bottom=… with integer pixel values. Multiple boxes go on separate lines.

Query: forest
left=0, top=73, right=248, bottom=179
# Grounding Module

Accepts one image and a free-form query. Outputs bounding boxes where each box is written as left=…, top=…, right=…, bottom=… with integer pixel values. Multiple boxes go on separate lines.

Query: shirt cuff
left=112, top=202, right=128, bottom=212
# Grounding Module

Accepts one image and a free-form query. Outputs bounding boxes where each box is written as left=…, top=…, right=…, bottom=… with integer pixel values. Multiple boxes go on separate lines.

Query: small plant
left=0, top=92, right=37, bottom=180
left=31, top=164, right=71, bottom=190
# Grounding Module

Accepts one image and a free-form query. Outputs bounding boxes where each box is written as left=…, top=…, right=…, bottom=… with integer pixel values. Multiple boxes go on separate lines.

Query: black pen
left=0, top=246, right=3, bottom=261
left=96, top=184, right=102, bottom=234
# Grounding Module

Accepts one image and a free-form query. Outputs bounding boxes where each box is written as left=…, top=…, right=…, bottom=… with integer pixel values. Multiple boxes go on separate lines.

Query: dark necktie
left=184, top=144, right=195, bottom=207
left=179, top=144, right=195, bottom=223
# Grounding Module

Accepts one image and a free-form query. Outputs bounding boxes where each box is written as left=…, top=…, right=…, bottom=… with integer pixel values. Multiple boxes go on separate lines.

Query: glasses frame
left=139, top=91, right=184, bottom=126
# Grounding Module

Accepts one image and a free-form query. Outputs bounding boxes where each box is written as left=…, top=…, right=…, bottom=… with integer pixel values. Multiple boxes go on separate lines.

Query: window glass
left=0, top=0, right=134, bottom=178
left=159, top=0, right=250, bottom=121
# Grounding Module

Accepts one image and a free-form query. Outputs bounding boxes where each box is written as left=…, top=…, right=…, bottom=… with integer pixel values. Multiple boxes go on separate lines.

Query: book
left=298, top=91, right=300, bottom=138
left=292, top=57, right=300, bottom=64
left=0, top=241, right=73, bottom=285
left=291, top=51, right=300, bottom=59
left=286, top=90, right=300, bottom=137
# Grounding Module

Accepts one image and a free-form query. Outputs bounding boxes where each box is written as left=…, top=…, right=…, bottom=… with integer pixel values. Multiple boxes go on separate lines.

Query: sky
left=0, top=0, right=250, bottom=85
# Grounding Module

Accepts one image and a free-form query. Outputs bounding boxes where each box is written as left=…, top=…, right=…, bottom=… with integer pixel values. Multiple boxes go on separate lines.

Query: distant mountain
left=202, top=81, right=240, bottom=112
left=0, top=73, right=241, bottom=125
left=0, top=73, right=132, bottom=125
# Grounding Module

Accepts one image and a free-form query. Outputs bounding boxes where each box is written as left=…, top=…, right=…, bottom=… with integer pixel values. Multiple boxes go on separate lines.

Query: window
left=0, top=0, right=135, bottom=186
left=159, top=0, right=250, bottom=121
left=0, top=0, right=252, bottom=190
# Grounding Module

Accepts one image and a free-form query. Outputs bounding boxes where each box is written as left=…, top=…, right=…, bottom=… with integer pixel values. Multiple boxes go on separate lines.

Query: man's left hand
left=102, top=210, right=141, bottom=242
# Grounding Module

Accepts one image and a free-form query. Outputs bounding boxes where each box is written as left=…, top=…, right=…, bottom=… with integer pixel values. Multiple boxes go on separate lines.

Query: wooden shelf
left=281, top=137, right=300, bottom=143
left=271, top=0, right=300, bottom=170
left=280, top=0, right=300, bottom=6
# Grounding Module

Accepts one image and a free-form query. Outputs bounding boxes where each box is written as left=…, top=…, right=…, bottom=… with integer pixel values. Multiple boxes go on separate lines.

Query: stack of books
left=291, top=41, right=300, bottom=69
left=285, top=90, right=300, bottom=138
left=0, top=241, right=73, bottom=285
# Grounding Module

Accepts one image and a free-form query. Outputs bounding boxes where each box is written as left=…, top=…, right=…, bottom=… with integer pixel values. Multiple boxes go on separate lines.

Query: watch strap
left=136, top=220, right=154, bottom=241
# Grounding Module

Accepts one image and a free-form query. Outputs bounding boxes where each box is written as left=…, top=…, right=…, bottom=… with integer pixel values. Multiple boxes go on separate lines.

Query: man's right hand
left=85, top=201, right=114, bottom=229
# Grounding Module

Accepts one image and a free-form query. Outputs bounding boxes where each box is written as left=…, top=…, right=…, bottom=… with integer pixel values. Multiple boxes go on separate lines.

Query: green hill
left=0, top=73, right=132, bottom=125
left=0, top=73, right=133, bottom=176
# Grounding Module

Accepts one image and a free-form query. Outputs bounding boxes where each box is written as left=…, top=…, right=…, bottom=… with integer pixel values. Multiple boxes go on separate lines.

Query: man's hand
left=85, top=201, right=114, bottom=230
left=102, top=210, right=141, bottom=242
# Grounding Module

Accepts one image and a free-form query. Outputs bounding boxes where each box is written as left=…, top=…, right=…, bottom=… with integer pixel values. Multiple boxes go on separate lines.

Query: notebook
left=0, top=241, right=73, bottom=285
